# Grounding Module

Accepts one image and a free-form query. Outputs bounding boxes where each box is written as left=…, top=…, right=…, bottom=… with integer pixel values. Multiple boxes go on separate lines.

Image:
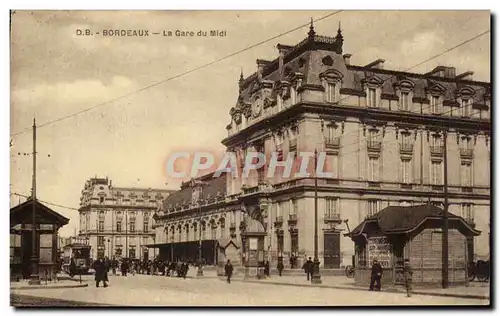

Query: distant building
left=153, top=22, right=490, bottom=268
left=77, top=177, right=173, bottom=260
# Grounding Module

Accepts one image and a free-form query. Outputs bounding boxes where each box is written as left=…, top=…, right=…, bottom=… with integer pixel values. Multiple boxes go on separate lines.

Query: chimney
left=444, top=67, right=456, bottom=78
left=277, top=44, right=293, bottom=80
left=364, top=59, right=385, bottom=69
left=343, top=53, right=352, bottom=65
left=426, top=66, right=445, bottom=77
left=456, top=71, right=474, bottom=81
left=256, top=59, right=271, bottom=81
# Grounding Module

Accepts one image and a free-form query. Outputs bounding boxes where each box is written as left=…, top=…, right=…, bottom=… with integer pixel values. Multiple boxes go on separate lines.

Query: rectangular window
left=367, top=88, right=377, bottom=108
left=400, top=92, right=410, bottom=111
left=367, top=200, right=379, bottom=217
left=98, top=236, right=105, bottom=246
left=431, top=95, right=440, bottom=114
left=461, top=204, right=474, bottom=221
left=129, top=248, right=136, bottom=259
left=367, top=129, right=381, bottom=149
left=368, top=156, right=379, bottom=181
left=326, top=82, right=336, bottom=103
left=325, top=198, right=339, bottom=218
left=461, top=162, right=473, bottom=187
left=130, top=221, right=136, bottom=233
left=462, top=98, right=472, bottom=117
left=276, top=202, right=282, bottom=218
left=98, top=220, right=104, bottom=232
left=401, top=159, right=412, bottom=184
left=116, top=221, right=122, bottom=232
left=328, top=153, right=339, bottom=178
left=460, top=137, right=472, bottom=150
left=143, top=223, right=149, bottom=233
left=431, top=160, right=443, bottom=185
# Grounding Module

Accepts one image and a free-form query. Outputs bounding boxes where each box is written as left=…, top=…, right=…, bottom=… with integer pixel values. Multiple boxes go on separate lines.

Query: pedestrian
left=225, top=259, right=234, bottom=284
left=264, top=260, right=270, bottom=277
left=69, top=256, right=76, bottom=278
left=369, top=259, right=383, bottom=291
left=121, top=259, right=129, bottom=277
left=111, top=257, right=118, bottom=276
left=93, top=257, right=108, bottom=288
left=403, top=259, right=413, bottom=297
left=303, top=257, right=313, bottom=281
left=277, top=259, right=284, bottom=277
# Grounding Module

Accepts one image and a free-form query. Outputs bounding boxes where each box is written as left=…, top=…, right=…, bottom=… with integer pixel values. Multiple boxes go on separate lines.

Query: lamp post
left=107, top=239, right=111, bottom=258
left=311, top=149, right=322, bottom=284
left=29, top=118, right=40, bottom=285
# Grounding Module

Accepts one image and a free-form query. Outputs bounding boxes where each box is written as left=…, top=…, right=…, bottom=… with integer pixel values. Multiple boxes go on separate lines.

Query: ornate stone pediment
left=362, top=75, right=384, bottom=87
left=319, top=69, right=343, bottom=82
left=456, top=86, right=476, bottom=98
left=394, top=77, right=415, bottom=91
left=426, top=80, right=447, bottom=95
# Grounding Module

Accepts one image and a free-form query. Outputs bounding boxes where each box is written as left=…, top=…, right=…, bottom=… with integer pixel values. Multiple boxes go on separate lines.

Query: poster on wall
left=367, top=237, right=392, bottom=268
left=40, top=248, right=53, bottom=263
left=40, top=234, right=53, bottom=248
left=249, top=238, right=258, bottom=250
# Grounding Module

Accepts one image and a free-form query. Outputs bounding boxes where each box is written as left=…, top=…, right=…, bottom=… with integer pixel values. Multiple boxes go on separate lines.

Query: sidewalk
left=221, top=274, right=489, bottom=300
left=10, top=278, right=89, bottom=290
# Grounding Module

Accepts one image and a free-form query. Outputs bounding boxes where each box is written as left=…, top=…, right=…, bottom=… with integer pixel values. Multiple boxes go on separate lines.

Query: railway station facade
left=152, top=23, right=491, bottom=269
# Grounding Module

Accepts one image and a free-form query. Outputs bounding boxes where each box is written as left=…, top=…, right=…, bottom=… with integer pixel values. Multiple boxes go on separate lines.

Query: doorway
left=323, top=232, right=341, bottom=268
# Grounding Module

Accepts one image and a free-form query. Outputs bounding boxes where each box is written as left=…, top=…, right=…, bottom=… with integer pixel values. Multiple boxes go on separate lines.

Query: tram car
left=62, top=242, right=92, bottom=275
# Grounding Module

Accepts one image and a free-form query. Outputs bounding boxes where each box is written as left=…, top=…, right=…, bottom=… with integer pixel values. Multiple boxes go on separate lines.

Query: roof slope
left=348, top=204, right=480, bottom=237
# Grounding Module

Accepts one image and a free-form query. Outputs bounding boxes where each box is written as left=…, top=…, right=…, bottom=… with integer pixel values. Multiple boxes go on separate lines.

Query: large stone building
left=77, top=177, right=173, bottom=260
left=153, top=23, right=490, bottom=269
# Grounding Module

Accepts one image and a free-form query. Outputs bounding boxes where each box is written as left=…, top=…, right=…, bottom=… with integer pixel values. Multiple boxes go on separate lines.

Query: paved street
left=11, top=273, right=489, bottom=306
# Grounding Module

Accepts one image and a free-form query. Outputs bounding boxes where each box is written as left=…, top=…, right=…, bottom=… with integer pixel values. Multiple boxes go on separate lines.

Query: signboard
left=40, top=234, right=53, bottom=248
left=40, top=248, right=53, bottom=263
left=249, top=238, right=258, bottom=250
left=367, top=236, right=392, bottom=268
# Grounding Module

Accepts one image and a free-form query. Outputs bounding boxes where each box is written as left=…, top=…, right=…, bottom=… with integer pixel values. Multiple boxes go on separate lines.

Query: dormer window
left=400, top=91, right=411, bottom=111
left=461, top=98, right=472, bottom=118
left=320, top=69, right=343, bottom=104
left=430, top=95, right=441, bottom=114
left=396, top=79, right=415, bottom=112
left=326, top=82, right=338, bottom=103
left=367, top=88, right=378, bottom=108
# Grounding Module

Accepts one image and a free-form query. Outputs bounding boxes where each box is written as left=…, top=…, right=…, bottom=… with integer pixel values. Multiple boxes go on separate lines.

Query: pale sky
left=10, top=10, right=490, bottom=236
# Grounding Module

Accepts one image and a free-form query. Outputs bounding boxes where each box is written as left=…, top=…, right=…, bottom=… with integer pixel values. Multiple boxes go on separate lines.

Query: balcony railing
left=399, top=143, right=414, bottom=154
left=460, top=148, right=474, bottom=159
left=324, top=213, right=342, bottom=223
left=430, top=145, right=444, bottom=156
left=325, top=137, right=340, bottom=149
left=367, top=141, right=382, bottom=151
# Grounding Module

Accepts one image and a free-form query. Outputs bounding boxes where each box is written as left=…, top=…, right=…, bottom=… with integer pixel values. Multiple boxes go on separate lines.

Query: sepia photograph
left=9, top=9, right=491, bottom=307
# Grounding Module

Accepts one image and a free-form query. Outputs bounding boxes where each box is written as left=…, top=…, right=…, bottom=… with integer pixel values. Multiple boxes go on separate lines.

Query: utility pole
left=311, top=149, right=322, bottom=284
left=442, top=130, right=449, bottom=288
left=29, top=118, right=40, bottom=285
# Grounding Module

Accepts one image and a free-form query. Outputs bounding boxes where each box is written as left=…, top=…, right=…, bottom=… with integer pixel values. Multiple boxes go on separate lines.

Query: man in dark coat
left=93, top=257, right=108, bottom=288
left=224, top=259, right=234, bottom=283
left=69, top=257, right=76, bottom=277
left=303, top=257, right=313, bottom=281
left=277, top=258, right=284, bottom=277
left=264, top=260, right=270, bottom=277
left=369, top=259, right=383, bottom=291
left=121, top=259, right=129, bottom=276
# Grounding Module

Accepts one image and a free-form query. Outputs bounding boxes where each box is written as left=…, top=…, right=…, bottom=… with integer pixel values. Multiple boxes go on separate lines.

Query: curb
left=11, top=283, right=89, bottom=290
left=226, top=278, right=489, bottom=300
